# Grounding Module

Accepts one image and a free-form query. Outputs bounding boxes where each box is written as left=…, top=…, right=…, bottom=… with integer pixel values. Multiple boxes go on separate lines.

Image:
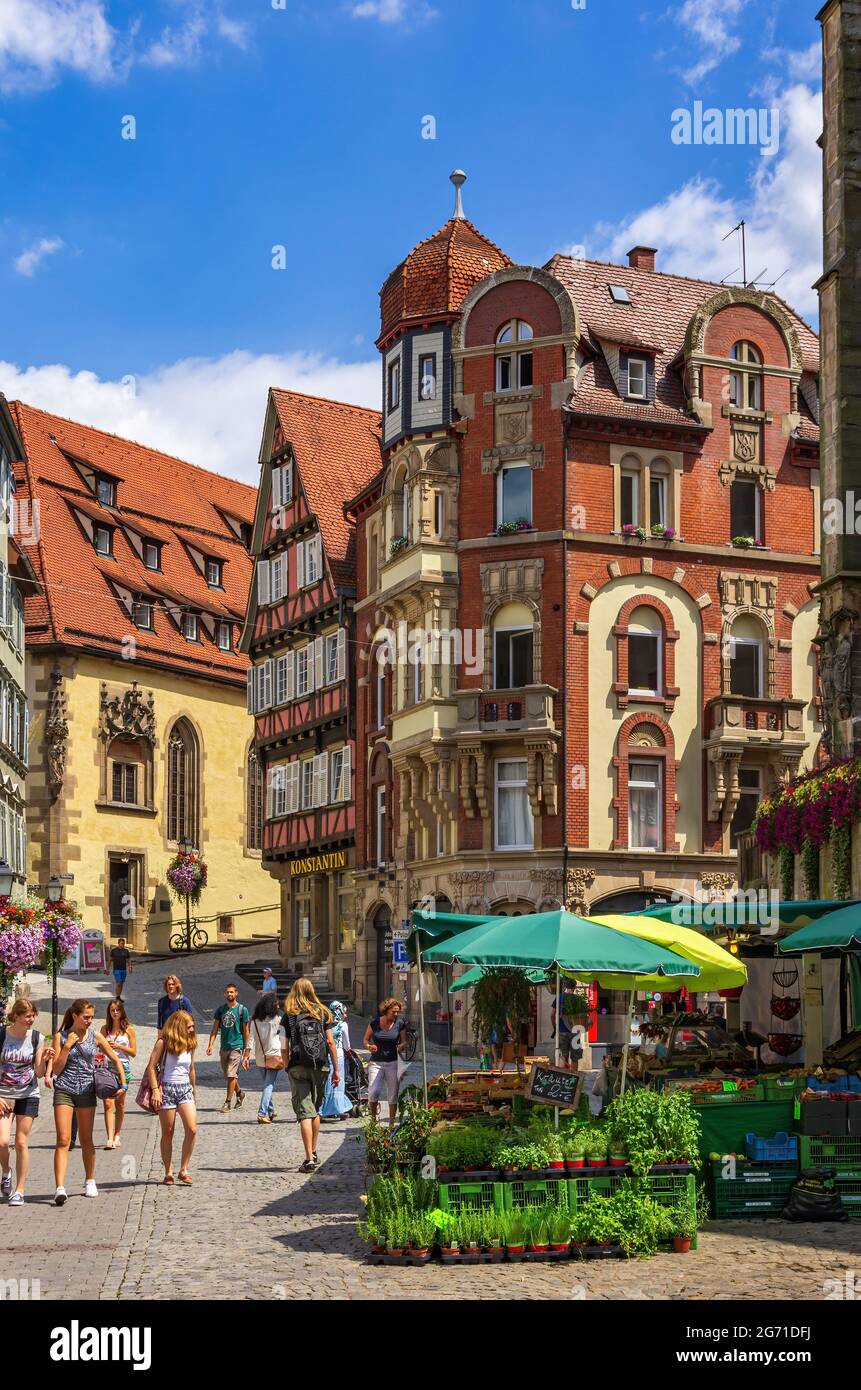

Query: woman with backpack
left=100, top=999, right=137, bottom=1149
left=146, top=1009, right=197, bottom=1185
left=280, top=979, right=338, bottom=1173
left=0, top=998, right=52, bottom=1206
left=50, top=998, right=127, bottom=1205
left=250, top=992, right=283, bottom=1124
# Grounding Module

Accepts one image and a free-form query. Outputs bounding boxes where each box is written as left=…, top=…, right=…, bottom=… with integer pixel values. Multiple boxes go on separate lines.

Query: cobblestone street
left=2, top=946, right=860, bottom=1302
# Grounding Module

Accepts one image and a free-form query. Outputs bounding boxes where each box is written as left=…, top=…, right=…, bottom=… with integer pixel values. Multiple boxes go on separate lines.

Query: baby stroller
left=344, top=1048, right=369, bottom=1117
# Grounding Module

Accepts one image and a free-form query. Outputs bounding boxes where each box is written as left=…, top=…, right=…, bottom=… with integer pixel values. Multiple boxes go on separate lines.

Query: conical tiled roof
left=379, top=217, right=511, bottom=341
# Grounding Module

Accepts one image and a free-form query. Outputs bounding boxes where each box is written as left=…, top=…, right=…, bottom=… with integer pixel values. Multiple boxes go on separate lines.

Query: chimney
left=627, top=246, right=657, bottom=272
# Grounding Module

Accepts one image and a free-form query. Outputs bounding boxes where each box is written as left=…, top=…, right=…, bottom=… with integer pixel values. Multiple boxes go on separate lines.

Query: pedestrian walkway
left=2, top=947, right=860, bottom=1301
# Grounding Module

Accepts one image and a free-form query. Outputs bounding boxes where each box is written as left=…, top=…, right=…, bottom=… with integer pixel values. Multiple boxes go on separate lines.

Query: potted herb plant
left=409, top=1213, right=436, bottom=1261
left=569, top=1207, right=589, bottom=1256
left=584, top=1130, right=608, bottom=1168
left=564, top=1132, right=586, bottom=1170
left=506, top=1215, right=526, bottom=1257
left=550, top=1213, right=571, bottom=1254
left=609, top=1140, right=627, bottom=1169
left=528, top=1216, right=550, bottom=1255
left=668, top=1200, right=696, bottom=1253
left=544, top=1131, right=565, bottom=1171
left=581, top=1195, right=618, bottom=1252
left=385, top=1211, right=408, bottom=1261
left=483, top=1210, right=506, bottom=1259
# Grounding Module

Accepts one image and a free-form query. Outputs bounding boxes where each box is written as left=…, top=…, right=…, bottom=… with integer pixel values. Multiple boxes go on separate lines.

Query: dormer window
left=418, top=354, right=437, bottom=401
left=496, top=320, right=533, bottom=393
left=94, top=524, right=113, bottom=557
left=96, top=476, right=116, bottom=507
left=627, top=357, right=647, bottom=399
left=205, top=558, right=223, bottom=589
left=182, top=613, right=199, bottom=642
left=387, top=359, right=401, bottom=413
left=217, top=622, right=231, bottom=651
left=729, top=341, right=762, bottom=410
left=132, top=598, right=153, bottom=631
left=143, top=541, right=161, bottom=571
left=609, top=284, right=632, bottom=304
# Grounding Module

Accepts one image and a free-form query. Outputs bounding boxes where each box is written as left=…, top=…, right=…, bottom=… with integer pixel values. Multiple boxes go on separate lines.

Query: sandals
left=163, top=1175, right=175, bottom=1185
left=178, top=1172, right=193, bottom=1185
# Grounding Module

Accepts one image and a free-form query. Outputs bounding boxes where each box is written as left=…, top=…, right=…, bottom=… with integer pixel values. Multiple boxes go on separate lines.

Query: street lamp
left=44, top=875, right=64, bottom=1034
left=178, top=836, right=194, bottom=953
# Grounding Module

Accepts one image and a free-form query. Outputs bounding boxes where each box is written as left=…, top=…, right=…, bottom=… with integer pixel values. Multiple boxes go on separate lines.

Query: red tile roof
left=379, top=217, right=512, bottom=341
left=10, top=402, right=256, bottom=685
left=270, top=389, right=382, bottom=589
left=547, top=253, right=819, bottom=433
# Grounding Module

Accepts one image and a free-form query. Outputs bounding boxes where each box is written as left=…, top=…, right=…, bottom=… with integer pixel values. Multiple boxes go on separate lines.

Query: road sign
left=392, top=937, right=409, bottom=967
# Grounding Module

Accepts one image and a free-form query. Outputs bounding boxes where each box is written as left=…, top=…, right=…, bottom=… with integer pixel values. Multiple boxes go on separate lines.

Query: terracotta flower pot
left=410, top=1247, right=430, bottom=1258
left=672, top=1236, right=692, bottom=1254
left=529, top=1244, right=549, bottom=1254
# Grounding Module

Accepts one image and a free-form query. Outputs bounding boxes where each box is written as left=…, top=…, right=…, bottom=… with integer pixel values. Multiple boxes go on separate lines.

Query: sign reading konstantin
left=289, top=849, right=348, bottom=877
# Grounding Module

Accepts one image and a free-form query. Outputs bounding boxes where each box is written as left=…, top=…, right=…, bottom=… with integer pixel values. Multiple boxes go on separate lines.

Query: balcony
left=455, top=684, right=558, bottom=736
left=379, top=539, right=458, bottom=600
left=704, top=695, right=807, bottom=753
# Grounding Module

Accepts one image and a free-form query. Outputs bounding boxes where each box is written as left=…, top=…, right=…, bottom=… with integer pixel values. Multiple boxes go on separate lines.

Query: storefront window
left=337, top=871, right=355, bottom=952
left=293, top=875, right=312, bottom=954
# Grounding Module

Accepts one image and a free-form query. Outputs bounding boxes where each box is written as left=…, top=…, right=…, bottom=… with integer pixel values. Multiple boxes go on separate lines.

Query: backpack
left=0, top=1027, right=40, bottom=1053
left=289, top=1012, right=328, bottom=1067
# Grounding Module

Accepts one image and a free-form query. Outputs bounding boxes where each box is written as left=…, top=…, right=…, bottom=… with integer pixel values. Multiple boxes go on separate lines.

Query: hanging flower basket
left=166, top=851, right=208, bottom=907
left=0, top=900, right=43, bottom=995
left=35, top=895, right=84, bottom=974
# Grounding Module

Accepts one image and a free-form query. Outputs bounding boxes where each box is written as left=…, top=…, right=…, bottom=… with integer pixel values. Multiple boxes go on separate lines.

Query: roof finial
left=450, top=169, right=467, bottom=220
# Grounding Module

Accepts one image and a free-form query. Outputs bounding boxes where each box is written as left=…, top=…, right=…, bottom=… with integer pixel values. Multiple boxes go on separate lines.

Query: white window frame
left=276, top=654, right=290, bottom=705
left=94, top=525, right=112, bottom=557
left=729, top=637, right=764, bottom=699
left=133, top=600, right=153, bottom=631
left=272, top=461, right=293, bottom=510
left=493, top=626, right=533, bottom=689
left=388, top=359, right=401, bottom=413
left=217, top=622, right=231, bottom=652
left=419, top=354, right=436, bottom=401
left=627, top=626, right=662, bottom=697
left=730, top=480, right=762, bottom=542
left=497, top=461, right=532, bottom=527
left=301, top=758, right=315, bottom=810
left=627, top=358, right=647, bottom=399
left=628, top=759, right=662, bottom=852
left=375, top=785, right=387, bottom=867
left=205, top=558, right=222, bottom=588
left=494, top=759, right=533, bottom=851
left=256, top=560, right=271, bottom=605
left=286, top=760, right=300, bottom=813
left=621, top=470, right=639, bottom=528
left=143, top=541, right=160, bottom=570
left=296, top=645, right=311, bottom=697
left=650, top=473, right=667, bottom=528
left=182, top=613, right=199, bottom=642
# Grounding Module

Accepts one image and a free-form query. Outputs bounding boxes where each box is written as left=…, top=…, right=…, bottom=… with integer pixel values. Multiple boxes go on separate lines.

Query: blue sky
left=0, top=0, right=822, bottom=480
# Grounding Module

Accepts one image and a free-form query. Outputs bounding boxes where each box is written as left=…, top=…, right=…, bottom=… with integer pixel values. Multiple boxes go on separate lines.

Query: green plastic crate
left=835, top=1178, right=861, bottom=1215
left=501, top=1178, right=568, bottom=1212
left=761, top=1077, right=805, bottom=1102
left=439, top=1179, right=504, bottom=1214
left=799, top=1134, right=861, bottom=1180
left=567, top=1172, right=696, bottom=1214
left=711, top=1164, right=796, bottom=1217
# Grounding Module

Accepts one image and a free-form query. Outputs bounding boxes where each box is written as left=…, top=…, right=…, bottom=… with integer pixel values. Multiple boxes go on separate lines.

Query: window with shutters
left=271, top=461, right=293, bottom=510
left=256, top=560, right=271, bottom=605
left=276, top=654, right=290, bottom=705
left=325, top=629, right=345, bottom=685
left=330, top=745, right=351, bottom=803
left=287, top=760, right=300, bottom=812
left=167, top=719, right=199, bottom=845
left=305, top=535, right=321, bottom=585
left=301, top=758, right=315, bottom=810
left=296, top=645, right=311, bottom=697
left=271, top=552, right=284, bottom=603
left=246, top=748, right=263, bottom=849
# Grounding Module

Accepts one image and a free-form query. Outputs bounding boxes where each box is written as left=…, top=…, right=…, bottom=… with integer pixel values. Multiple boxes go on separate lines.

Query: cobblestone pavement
left=3, top=947, right=861, bottom=1301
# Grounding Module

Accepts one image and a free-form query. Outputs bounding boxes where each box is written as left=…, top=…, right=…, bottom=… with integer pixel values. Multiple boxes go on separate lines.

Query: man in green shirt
left=207, top=984, right=251, bottom=1113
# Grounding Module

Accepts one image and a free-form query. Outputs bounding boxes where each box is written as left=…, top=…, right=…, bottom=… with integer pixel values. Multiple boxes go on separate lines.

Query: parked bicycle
left=169, top=926, right=209, bottom=953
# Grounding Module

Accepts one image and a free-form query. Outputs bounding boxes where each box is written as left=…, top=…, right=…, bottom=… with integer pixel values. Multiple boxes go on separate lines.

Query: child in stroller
left=344, top=1047, right=368, bottom=1117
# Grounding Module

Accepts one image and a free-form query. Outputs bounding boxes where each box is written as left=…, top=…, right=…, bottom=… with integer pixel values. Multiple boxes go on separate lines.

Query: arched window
left=496, top=319, right=533, bottom=391
left=729, top=340, right=762, bottom=410
left=627, top=606, right=662, bottom=695
left=728, top=614, right=765, bottom=697
left=167, top=718, right=199, bottom=846
left=246, top=746, right=263, bottom=851
left=393, top=468, right=410, bottom=545
left=496, top=319, right=533, bottom=344
left=613, top=714, right=678, bottom=853
left=612, top=595, right=678, bottom=711
left=492, top=601, right=535, bottom=688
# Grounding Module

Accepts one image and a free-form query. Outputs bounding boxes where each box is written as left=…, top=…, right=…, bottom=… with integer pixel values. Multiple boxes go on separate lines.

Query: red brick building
left=345, top=186, right=821, bottom=1024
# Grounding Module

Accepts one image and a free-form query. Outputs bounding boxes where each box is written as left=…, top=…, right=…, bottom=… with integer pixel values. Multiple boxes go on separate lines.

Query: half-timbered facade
left=241, top=390, right=381, bottom=995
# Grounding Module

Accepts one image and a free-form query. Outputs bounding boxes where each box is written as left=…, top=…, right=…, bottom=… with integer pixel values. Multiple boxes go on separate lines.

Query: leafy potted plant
left=385, top=1210, right=409, bottom=1261
left=409, top=1213, right=436, bottom=1261
left=550, top=1213, right=571, bottom=1255
left=569, top=1207, right=590, bottom=1256
left=609, top=1140, right=627, bottom=1169
left=564, top=1132, right=586, bottom=1170
left=544, top=1131, right=565, bottom=1171
left=527, top=1215, right=550, bottom=1255
left=621, top=523, right=647, bottom=541
left=668, top=1200, right=696, bottom=1254
left=584, top=1129, right=608, bottom=1168
left=506, top=1215, right=526, bottom=1257
left=482, top=1209, right=506, bottom=1259
left=390, top=536, right=408, bottom=558
left=581, top=1195, right=618, bottom=1252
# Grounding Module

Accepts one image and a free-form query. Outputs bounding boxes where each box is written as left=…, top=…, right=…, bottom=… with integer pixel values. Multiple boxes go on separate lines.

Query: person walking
left=146, top=1009, right=197, bottom=1185
left=156, top=974, right=193, bottom=1037
left=364, top=997, right=408, bottom=1127
left=100, top=1000, right=137, bottom=1149
left=550, top=985, right=585, bottom=1073
left=320, top=1000, right=352, bottom=1122
left=49, top=999, right=126, bottom=1205
left=250, top=994, right=284, bottom=1124
left=106, top=938, right=133, bottom=999
left=257, top=967, right=278, bottom=997
left=207, top=984, right=250, bottom=1113
left=0, top=998, right=52, bottom=1207
left=280, top=979, right=338, bottom=1172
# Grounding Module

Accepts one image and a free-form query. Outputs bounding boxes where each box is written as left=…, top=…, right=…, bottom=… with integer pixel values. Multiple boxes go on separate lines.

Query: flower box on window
left=731, top=535, right=765, bottom=549
left=650, top=524, right=678, bottom=541
left=495, top=518, right=532, bottom=537
left=622, top=524, right=647, bottom=541
left=389, top=536, right=408, bottom=558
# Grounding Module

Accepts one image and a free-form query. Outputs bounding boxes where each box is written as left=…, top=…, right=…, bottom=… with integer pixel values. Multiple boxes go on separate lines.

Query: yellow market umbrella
left=586, top=914, right=747, bottom=993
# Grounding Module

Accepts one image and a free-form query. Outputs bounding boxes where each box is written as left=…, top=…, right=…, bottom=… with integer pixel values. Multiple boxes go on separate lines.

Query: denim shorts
left=2, top=1095, right=39, bottom=1118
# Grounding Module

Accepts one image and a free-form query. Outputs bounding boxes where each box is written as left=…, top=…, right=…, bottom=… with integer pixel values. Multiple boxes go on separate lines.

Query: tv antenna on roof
left=722, top=219, right=747, bottom=285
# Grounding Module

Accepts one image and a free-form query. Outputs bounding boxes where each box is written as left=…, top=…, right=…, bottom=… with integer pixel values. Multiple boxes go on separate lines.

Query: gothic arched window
left=167, top=719, right=199, bottom=846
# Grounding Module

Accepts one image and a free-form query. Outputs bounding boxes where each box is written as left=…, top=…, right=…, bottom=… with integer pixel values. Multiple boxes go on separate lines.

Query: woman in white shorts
left=363, top=997, right=408, bottom=1128
left=146, top=1009, right=197, bottom=1185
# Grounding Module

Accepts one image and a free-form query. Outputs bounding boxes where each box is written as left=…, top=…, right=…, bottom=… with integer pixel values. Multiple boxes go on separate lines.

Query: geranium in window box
left=651, top=524, right=677, bottom=540
left=495, top=518, right=531, bottom=537
left=731, top=535, right=765, bottom=549
left=622, top=524, right=647, bottom=541
left=389, top=536, right=408, bottom=558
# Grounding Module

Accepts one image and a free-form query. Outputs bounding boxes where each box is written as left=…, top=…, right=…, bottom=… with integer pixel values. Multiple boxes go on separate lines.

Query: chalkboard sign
left=525, top=1063, right=583, bottom=1110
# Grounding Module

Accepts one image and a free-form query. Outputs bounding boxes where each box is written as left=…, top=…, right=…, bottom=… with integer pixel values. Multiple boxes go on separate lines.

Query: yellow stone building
left=12, top=402, right=278, bottom=950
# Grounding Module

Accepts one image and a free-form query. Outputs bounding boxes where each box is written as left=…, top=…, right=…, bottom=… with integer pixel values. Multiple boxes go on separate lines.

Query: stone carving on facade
left=99, top=680, right=156, bottom=745
left=700, top=871, right=736, bottom=898
left=816, top=606, right=861, bottom=755
left=530, top=865, right=594, bottom=914
left=45, top=665, right=69, bottom=799
left=733, top=429, right=758, bottom=463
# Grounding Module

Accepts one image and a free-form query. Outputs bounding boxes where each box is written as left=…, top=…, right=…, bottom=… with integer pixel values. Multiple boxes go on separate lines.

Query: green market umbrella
left=423, top=909, right=700, bottom=1102
left=778, top=903, right=861, bottom=953
left=640, top=899, right=857, bottom=933
left=448, top=964, right=549, bottom=993
left=406, top=910, right=502, bottom=1095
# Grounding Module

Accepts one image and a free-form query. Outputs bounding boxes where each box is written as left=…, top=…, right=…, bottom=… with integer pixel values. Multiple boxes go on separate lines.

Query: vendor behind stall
left=550, top=985, right=586, bottom=1071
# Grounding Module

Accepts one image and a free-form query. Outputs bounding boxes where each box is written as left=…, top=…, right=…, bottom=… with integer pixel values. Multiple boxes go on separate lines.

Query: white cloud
left=350, top=0, right=438, bottom=23
left=677, top=0, right=748, bottom=85
left=142, top=16, right=206, bottom=69
left=13, top=236, right=65, bottom=277
left=216, top=14, right=249, bottom=50
left=762, top=41, right=820, bottom=82
left=592, top=80, right=822, bottom=321
left=0, top=0, right=116, bottom=93
left=0, top=350, right=381, bottom=483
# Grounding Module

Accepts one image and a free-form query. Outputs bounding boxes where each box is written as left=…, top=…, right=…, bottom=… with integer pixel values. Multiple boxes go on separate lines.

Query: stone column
left=816, top=1, right=861, bottom=757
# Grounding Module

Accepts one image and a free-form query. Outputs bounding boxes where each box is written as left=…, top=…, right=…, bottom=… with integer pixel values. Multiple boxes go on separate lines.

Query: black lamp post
left=178, top=836, right=193, bottom=952
left=45, top=876, right=63, bottom=1034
